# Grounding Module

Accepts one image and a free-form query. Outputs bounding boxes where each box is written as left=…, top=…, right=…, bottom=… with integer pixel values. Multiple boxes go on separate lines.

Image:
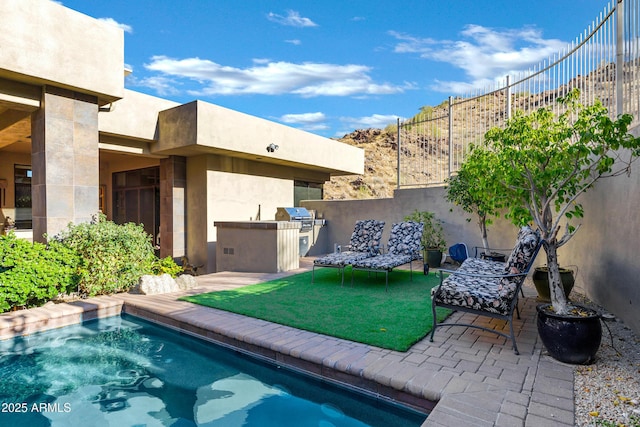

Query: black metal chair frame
left=430, top=240, right=543, bottom=355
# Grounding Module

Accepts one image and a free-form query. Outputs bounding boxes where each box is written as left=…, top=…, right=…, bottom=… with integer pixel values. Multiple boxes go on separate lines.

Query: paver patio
left=0, top=258, right=575, bottom=426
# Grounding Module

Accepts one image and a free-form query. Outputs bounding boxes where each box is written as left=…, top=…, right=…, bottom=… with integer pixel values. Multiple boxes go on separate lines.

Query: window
left=14, top=165, right=32, bottom=229
left=112, top=167, right=160, bottom=245
left=294, top=180, right=323, bottom=206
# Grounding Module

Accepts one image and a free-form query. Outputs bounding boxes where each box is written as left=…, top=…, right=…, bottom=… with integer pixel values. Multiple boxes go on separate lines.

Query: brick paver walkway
left=0, top=259, right=575, bottom=426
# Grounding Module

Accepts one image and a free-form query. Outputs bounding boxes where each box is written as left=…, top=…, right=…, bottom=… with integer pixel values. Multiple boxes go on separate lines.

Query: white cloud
left=143, top=56, right=410, bottom=97
left=342, top=114, right=401, bottom=130
left=277, top=112, right=329, bottom=131
left=127, top=75, right=180, bottom=96
left=98, top=17, right=133, bottom=34
left=283, top=113, right=328, bottom=129
left=267, top=10, right=317, bottom=28
left=279, top=112, right=326, bottom=124
left=285, top=39, right=302, bottom=45
left=390, top=25, right=568, bottom=93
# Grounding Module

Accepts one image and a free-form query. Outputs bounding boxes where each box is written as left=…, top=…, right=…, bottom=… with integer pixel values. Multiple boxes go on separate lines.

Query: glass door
left=112, top=167, right=160, bottom=245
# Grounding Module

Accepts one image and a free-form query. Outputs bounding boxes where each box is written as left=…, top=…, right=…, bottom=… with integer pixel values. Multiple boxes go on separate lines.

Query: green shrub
left=0, top=233, right=79, bottom=312
left=54, top=214, right=156, bottom=296
left=152, top=256, right=183, bottom=277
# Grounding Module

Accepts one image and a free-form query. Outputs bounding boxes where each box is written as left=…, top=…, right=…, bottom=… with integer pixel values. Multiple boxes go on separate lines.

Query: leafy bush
left=152, top=256, right=183, bottom=277
left=0, top=233, right=79, bottom=312
left=54, top=214, right=156, bottom=296
left=445, top=146, right=505, bottom=254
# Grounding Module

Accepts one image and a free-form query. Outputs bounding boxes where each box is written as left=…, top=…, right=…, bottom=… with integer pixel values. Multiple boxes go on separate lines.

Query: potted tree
left=481, top=88, right=640, bottom=364
left=531, top=265, right=577, bottom=302
left=404, top=210, right=446, bottom=272
left=445, top=146, right=507, bottom=261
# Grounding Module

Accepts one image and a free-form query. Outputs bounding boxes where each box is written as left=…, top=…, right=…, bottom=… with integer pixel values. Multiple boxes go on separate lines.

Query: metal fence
left=398, top=0, right=640, bottom=187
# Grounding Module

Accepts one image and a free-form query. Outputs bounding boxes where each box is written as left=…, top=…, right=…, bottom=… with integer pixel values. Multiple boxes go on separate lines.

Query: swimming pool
left=0, top=314, right=426, bottom=426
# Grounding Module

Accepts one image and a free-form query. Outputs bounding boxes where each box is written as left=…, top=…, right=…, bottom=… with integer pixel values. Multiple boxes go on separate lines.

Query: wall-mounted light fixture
left=266, top=143, right=279, bottom=153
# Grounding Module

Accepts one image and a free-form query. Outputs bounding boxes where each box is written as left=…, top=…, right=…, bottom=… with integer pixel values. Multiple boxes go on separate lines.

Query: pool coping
left=0, top=262, right=575, bottom=427
left=0, top=295, right=124, bottom=341
left=119, top=293, right=436, bottom=415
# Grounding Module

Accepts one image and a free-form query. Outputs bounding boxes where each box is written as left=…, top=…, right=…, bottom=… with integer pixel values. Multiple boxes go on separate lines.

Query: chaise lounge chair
left=430, top=226, right=543, bottom=354
left=350, top=221, right=424, bottom=291
left=312, top=219, right=385, bottom=285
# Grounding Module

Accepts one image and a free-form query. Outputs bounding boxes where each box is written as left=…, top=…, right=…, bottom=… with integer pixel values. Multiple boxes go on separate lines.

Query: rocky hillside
left=323, top=128, right=398, bottom=200
left=323, top=122, right=451, bottom=200
left=324, top=99, right=456, bottom=200
left=323, top=71, right=616, bottom=201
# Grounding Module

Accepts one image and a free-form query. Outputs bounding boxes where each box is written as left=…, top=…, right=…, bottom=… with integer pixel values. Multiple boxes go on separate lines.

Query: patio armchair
left=470, top=244, right=526, bottom=298
left=312, top=219, right=385, bottom=285
left=430, top=226, right=543, bottom=354
left=350, top=221, right=424, bottom=291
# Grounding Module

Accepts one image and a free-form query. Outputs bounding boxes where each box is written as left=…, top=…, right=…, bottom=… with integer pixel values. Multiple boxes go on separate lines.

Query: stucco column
left=159, top=156, right=186, bottom=258
left=31, top=86, right=99, bottom=242
left=186, top=155, right=210, bottom=273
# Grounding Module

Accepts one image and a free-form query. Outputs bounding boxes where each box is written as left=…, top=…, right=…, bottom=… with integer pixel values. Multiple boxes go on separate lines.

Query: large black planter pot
left=424, top=249, right=442, bottom=268
left=536, top=303, right=602, bottom=364
left=532, top=267, right=576, bottom=302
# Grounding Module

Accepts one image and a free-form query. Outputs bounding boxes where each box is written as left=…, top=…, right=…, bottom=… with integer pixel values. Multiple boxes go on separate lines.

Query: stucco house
left=0, top=0, right=364, bottom=273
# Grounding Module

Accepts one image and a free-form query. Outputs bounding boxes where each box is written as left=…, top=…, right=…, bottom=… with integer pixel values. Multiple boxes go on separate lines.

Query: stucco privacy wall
left=0, top=0, right=123, bottom=105
left=303, top=177, right=640, bottom=335
left=302, top=187, right=519, bottom=258
left=561, top=153, right=640, bottom=335
left=187, top=155, right=294, bottom=273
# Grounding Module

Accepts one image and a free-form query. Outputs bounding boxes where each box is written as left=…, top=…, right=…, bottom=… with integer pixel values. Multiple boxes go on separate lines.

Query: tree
left=484, top=89, right=640, bottom=315
left=446, top=146, right=505, bottom=255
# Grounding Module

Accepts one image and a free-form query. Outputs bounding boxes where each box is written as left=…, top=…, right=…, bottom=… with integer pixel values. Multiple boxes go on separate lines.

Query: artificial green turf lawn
left=181, top=268, right=452, bottom=352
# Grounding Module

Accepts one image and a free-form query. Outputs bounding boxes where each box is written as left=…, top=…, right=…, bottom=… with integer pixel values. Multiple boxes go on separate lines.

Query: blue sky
left=59, top=0, right=609, bottom=138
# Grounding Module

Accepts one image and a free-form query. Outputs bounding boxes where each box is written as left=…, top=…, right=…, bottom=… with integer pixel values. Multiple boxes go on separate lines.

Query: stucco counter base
left=214, top=221, right=301, bottom=273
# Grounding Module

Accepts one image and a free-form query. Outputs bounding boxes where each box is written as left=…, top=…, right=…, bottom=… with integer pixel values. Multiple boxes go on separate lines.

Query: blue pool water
left=0, top=315, right=426, bottom=426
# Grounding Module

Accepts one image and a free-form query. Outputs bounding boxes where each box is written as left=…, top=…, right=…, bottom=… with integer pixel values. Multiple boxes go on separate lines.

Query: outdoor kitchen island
left=215, top=208, right=326, bottom=273
left=215, top=219, right=326, bottom=273
left=214, top=221, right=300, bottom=273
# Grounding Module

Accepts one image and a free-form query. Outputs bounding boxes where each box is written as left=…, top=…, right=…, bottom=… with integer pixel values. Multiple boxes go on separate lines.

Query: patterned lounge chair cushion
left=386, top=221, right=424, bottom=257
left=351, top=253, right=414, bottom=271
left=459, top=257, right=506, bottom=274
left=314, top=250, right=372, bottom=267
left=503, top=226, right=540, bottom=274
left=433, top=272, right=517, bottom=315
left=351, top=221, right=423, bottom=271
left=349, top=219, right=385, bottom=254
left=432, top=226, right=541, bottom=316
left=313, top=219, right=385, bottom=267
left=500, top=226, right=541, bottom=290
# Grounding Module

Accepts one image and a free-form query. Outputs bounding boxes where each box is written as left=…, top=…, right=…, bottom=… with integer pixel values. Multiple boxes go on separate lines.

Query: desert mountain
left=323, top=128, right=398, bottom=200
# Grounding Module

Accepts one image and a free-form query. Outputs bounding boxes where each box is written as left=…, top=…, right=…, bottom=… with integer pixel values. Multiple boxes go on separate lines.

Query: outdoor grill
left=275, top=207, right=314, bottom=256
left=275, top=207, right=313, bottom=232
